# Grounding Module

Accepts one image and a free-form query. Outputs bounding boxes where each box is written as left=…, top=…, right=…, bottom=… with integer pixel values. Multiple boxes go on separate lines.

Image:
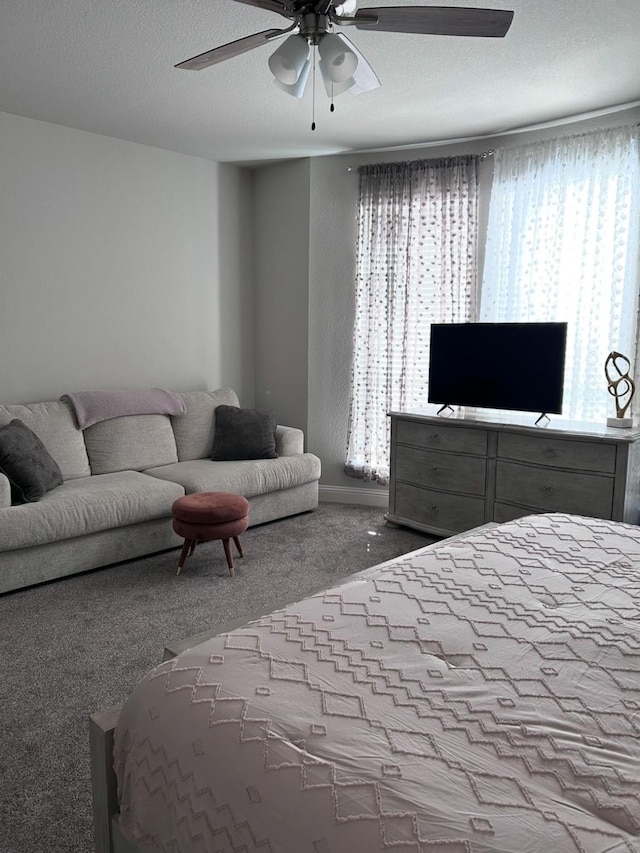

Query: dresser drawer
left=395, top=482, right=485, bottom=533
left=395, top=446, right=486, bottom=496
left=395, top=420, right=487, bottom=455
left=493, top=503, right=544, bottom=524
left=498, top=432, right=616, bottom=473
left=495, top=460, right=614, bottom=517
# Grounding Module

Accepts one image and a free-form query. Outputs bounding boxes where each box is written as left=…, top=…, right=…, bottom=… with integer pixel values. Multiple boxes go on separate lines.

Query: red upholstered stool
left=172, top=492, right=250, bottom=578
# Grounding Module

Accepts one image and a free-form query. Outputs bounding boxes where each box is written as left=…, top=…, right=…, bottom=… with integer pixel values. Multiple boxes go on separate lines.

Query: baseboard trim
left=319, top=485, right=389, bottom=509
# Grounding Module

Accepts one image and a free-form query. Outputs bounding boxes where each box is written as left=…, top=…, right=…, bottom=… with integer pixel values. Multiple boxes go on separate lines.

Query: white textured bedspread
left=114, top=514, right=640, bottom=852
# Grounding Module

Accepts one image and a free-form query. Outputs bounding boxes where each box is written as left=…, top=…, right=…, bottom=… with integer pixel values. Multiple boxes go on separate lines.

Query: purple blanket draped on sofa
left=60, top=388, right=186, bottom=429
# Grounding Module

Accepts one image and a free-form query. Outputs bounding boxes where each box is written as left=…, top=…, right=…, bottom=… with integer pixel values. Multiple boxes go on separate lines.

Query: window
left=480, top=125, right=640, bottom=423
left=345, top=157, right=479, bottom=484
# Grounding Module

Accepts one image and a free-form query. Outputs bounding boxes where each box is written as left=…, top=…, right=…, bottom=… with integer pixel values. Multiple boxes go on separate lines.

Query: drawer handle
left=543, top=484, right=554, bottom=494
left=431, top=466, right=440, bottom=477
left=428, top=504, right=438, bottom=514
left=543, top=446, right=556, bottom=457
left=431, top=433, right=440, bottom=443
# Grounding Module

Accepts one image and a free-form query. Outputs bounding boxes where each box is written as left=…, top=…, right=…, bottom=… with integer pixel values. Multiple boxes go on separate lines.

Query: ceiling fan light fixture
left=272, top=58, right=311, bottom=98
left=317, top=33, right=358, bottom=83
left=339, top=36, right=381, bottom=95
left=334, top=0, right=358, bottom=16
left=176, top=1, right=514, bottom=115
left=268, top=34, right=309, bottom=86
left=319, top=61, right=356, bottom=97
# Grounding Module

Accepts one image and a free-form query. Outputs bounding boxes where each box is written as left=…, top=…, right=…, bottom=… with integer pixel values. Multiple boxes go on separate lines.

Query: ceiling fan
left=176, top=1, right=514, bottom=110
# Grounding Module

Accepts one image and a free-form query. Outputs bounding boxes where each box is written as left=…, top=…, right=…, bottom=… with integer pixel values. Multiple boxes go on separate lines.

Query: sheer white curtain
left=345, top=156, right=479, bottom=484
left=480, top=125, right=640, bottom=423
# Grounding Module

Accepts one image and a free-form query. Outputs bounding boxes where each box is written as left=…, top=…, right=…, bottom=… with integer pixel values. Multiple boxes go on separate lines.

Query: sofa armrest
left=0, top=473, right=11, bottom=508
left=275, top=425, right=304, bottom=456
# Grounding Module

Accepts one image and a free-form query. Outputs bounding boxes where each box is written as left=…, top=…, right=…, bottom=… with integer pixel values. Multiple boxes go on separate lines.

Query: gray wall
left=253, top=159, right=310, bottom=433
left=0, top=111, right=254, bottom=405
left=252, top=105, right=640, bottom=505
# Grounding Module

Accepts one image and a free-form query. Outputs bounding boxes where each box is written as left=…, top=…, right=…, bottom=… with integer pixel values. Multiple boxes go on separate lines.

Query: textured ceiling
left=0, top=0, right=639, bottom=163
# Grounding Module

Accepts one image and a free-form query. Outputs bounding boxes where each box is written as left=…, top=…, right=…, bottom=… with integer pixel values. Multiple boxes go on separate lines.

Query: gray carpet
left=0, top=503, right=435, bottom=853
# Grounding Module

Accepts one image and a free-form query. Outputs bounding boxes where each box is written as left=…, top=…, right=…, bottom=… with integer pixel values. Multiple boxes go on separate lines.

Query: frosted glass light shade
left=268, top=35, right=310, bottom=85
left=318, top=33, right=358, bottom=83
left=319, top=61, right=356, bottom=96
left=272, top=59, right=311, bottom=98
left=339, top=35, right=381, bottom=95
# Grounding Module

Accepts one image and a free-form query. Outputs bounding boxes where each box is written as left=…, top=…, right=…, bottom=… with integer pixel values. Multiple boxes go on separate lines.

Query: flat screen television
left=427, top=322, right=568, bottom=415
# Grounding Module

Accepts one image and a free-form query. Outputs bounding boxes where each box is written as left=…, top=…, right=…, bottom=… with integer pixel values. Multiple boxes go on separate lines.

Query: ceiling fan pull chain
left=330, top=81, right=335, bottom=112
left=311, top=44, right=317, bottom=131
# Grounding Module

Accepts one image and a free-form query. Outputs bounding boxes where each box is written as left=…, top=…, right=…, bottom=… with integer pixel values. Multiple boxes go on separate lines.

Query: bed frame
left=89, top=608, right=285, bottom=853
left=89, top=526, right=494, bottom=853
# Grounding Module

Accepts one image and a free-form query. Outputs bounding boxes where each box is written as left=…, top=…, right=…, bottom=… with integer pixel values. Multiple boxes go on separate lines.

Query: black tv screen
left=428, top=322, right=567, bottom=415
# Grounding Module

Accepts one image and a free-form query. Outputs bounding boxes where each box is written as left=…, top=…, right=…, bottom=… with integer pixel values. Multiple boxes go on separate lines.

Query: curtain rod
left=347, top=149, right=495, bottom=171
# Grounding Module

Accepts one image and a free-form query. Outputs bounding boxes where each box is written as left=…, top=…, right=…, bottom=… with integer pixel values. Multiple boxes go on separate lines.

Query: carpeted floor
left=0, top=503, right=435, bottom=853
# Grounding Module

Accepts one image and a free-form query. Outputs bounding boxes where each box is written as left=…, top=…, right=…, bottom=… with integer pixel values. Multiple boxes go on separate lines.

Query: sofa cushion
left=0, top=400, right=91, bottom=480
left=275, top=425, right=304, bottom=457
left=171, top=389, right=239, bottom=462
left=211, top=406, right=278, bottom=461
left=0, top=473, right=11, bottom=508
left=144, top=454, right=321, bottom=498
left=84, top=415, right=178, bottom=475
left=0, top=471, right=184, bottom=552
left=0, top=419, right=63, bottom=503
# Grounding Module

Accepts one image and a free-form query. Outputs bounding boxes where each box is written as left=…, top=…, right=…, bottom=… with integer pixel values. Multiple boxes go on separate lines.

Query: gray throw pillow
left=211, top=405, right=278, bottom=461
left=0, top=419, right=64, bottom=503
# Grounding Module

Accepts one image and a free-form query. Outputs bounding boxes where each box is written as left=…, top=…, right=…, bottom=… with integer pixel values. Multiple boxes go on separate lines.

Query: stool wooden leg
left=233, top=536, right=244, bottom=558
left=177, top=539, right=193, bottom=576
left=222, top=538, right=235, bottom=578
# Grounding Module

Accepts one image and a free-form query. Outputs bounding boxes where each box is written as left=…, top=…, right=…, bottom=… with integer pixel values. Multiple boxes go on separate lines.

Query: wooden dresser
left=387, top=410, right=640, bottom=537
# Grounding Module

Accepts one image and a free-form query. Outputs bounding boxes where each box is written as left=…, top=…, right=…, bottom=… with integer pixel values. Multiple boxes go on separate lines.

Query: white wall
left=0, top=111, right=254, bottom=405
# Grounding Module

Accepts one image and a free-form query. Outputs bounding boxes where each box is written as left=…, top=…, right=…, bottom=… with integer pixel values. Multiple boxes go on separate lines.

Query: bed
left=90, top=513, right=640, bottom=852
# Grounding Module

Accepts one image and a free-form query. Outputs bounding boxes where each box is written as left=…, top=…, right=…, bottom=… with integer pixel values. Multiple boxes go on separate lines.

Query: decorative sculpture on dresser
left=605, top=351, right=635, bottom=428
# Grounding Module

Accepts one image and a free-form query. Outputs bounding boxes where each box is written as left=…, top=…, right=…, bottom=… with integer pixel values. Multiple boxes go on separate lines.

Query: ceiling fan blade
left=175, top=28, right=289, bottom=70
left=354, top=6, right=514, bottom=38
left=229, top=0, right=294, bottom=14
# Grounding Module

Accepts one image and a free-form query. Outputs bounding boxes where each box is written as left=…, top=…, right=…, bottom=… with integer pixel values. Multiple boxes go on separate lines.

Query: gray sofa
left=0, top=388, right=321, bottom=594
